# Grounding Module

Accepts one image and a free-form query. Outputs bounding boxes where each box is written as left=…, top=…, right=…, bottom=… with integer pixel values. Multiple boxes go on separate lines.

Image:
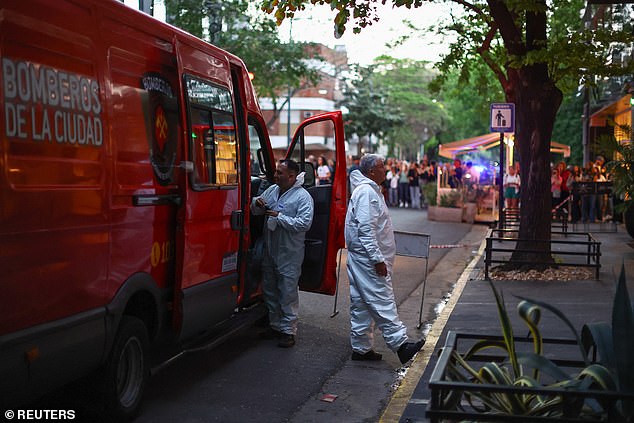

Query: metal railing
left=502, top=206, right=569, bottom=233
left=484, top=229, right=601, bottom=279
left=427, top=331, right=633, bottom=423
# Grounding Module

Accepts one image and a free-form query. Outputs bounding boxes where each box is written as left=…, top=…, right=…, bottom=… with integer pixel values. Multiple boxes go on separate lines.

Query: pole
left=287, top=86, right=292, bottom=147
left=286, top=18, right=293, bottom=147
left=498, top=132, right=505, bottom=229
left=582, top=84, right=590, bottom=165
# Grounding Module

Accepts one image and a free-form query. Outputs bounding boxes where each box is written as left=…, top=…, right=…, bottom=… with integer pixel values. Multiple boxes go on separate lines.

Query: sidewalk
left=385, top=224, right=634, bottom=423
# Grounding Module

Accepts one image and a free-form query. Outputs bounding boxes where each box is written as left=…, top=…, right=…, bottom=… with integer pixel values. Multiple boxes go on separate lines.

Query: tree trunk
left=510, top=66, right=562, bottom=266
left=489, top=0, right=563, bottom=269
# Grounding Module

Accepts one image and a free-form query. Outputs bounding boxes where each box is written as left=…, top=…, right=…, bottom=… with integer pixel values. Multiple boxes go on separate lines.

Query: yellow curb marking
left=379, top=239, right=486, bottom=423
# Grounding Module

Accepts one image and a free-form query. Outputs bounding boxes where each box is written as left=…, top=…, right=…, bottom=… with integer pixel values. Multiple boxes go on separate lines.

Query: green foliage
left=431, top=65, right=501, bottom=147
left=551, top=91, right=584, bottom=166
left=165, top=0, right=322, bottom=106
left=422, top=182, right=437, bottom=206
left=443, top=267, right=634, bottom=420
left=371, top=57, right=450, bottom=159
left=439, top=189, right=462, bottom=208
left=337, top=64, right=404, bottom=149
left=165, top=0, right=205, bottom=39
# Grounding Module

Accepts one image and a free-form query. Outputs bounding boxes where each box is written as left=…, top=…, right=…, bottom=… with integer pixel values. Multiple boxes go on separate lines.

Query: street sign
left=490, top=103, right=515, bottom=133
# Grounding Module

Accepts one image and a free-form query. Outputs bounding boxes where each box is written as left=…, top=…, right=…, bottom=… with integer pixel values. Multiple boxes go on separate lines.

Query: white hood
left=349, top=169, right=380, bottom=194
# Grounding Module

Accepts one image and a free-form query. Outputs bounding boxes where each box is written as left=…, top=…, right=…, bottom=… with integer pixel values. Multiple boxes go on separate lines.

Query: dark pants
left=398, top=182, right=410, bottom=206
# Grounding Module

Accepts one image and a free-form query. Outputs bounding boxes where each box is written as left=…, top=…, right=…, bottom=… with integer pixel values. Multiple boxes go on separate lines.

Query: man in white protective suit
left=345, top=154, right=425, bottom=364
left=251, top=159, right=314, bottom=348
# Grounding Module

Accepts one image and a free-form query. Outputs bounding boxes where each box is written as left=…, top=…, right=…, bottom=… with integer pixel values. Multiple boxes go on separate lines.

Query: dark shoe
left=259, top=327, right=283, bottom=339
left=351, top=350, right=383, bottom=361
left=397, top=339, right=425, bottom=364
left=277, top=334, right=295, bottom=348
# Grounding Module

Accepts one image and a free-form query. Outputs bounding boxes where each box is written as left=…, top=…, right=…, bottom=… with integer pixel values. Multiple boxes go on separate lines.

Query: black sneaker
left=351, top=350, right=383, bottom=361
left=277, top=334, right=295, bottom=348
left=397, top=339, right=425, bottom=364
left=259, top=327, right=283, bottom=339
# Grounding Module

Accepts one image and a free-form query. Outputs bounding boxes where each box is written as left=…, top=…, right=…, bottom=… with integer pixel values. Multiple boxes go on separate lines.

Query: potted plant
left=428, top=187, right=464, bottom=222
left=427, top=265, right=634, bottom=422
left=599, top=123, right=634, bottom=237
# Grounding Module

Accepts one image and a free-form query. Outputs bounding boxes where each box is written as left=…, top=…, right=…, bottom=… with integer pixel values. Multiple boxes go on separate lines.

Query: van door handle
left=133, top=194, right=181, bottom=206
left=230, top=210, right=243, bottom=230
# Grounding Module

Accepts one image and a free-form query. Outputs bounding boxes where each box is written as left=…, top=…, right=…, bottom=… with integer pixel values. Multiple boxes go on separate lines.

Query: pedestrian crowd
left=551, top=156, right=613, bottom=224
left=356, top=157, right=439, bottom=209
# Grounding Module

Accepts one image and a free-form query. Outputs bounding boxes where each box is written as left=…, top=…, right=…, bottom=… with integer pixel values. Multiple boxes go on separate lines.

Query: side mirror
left=302, top=161, right=316, bottom=187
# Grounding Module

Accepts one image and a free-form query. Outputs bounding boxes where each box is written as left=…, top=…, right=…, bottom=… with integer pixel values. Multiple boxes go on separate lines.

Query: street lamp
left=204, top=0, right=222, bottom=44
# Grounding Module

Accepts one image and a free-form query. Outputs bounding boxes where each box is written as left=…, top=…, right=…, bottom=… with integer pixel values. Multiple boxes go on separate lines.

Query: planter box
left=428, top=205, right=463, bottom=222
left=426, top=331, right=634, bottom=423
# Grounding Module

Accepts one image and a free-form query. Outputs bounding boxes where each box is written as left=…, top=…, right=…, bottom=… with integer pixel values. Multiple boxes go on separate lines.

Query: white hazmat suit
left=345, top=169, right=409, bottom=353
left=251, top=172, right=313, bottom=335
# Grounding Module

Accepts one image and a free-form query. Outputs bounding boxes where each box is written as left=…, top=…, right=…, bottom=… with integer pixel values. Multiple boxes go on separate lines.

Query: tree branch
left=449, top=0, right=485, bottom=17
left=487, top=0, right=524, bottom=56
left=476, top=23, right=508, bottom=89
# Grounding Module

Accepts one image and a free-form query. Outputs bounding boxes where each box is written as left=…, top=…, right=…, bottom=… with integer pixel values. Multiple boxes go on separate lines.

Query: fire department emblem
left=141, top=72, right=178, bottom=186
left=154, top=106, right=168, bottom=149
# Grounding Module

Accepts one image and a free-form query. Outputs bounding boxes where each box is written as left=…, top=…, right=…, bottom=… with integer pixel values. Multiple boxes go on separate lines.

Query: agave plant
left=441, top=264, right=634, bottom=421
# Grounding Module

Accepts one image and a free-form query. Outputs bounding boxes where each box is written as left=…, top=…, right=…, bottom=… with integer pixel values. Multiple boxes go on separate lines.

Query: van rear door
left=285, top=111, right=346, bottom=295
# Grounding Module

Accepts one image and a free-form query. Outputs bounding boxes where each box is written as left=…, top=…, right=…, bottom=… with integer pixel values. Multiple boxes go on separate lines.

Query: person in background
left=448, top=158, right=463, bottom=188
left=251, top=159, right=314, bottom=348
left=503, top=165, right=520, bottom=209
left=345, top=154, right=425, bottom=364
left=551, top=167, right=562, bottom=209
left=570, top=165, right=583, bottom=223
left=419, top=159, right=433, bottom=208
left=464, top=161, right=479, bottom=185
left=557, top=161, right=571, bottom=211
left=387, top=165, right=399, bottom=207
left=317, top=156, right=331, bottom=185
left=408, top=162, right=421, bottom=209
left=398, top=162, right=410, bottom=207
left=328, top=158, right=336, bottom=182
left=593, top=162, right=607, bottom=221
left=581, top=161, right=596, bottom=223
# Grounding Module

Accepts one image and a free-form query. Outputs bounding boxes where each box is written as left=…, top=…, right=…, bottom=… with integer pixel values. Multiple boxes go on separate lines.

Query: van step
left=150, top=302, right=267, bottom=375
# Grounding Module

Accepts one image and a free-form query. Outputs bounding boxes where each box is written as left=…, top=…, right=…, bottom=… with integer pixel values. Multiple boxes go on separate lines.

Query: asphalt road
left=135, top=208, right=483, bottom=423
left=24, top=208, right=487, bottom=423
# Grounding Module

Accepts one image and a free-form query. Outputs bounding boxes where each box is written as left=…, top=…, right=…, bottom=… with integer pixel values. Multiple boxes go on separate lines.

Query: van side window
left=185, top=75, right=238, bottom=188
left=248, top=120, right=267, bottom=177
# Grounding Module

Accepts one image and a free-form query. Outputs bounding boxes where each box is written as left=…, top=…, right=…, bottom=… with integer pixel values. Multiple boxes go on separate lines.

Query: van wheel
left=102, top=316, right=149, bottom=421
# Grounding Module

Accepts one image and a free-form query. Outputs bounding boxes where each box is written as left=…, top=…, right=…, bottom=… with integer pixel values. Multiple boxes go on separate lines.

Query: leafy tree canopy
left=262, top=0, right=634, bottom=263
left=337, top=64, right=404, bottom=153
left=165, top=0, right=321, bottom=106
left=372, top=56, right=449, bottom=159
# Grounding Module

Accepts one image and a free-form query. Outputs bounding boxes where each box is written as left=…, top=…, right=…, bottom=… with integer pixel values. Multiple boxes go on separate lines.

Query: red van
left=0, top=0, right=347, bottom=418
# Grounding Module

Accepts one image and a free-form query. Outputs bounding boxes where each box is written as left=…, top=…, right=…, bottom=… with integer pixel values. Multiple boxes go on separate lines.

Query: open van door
left=285, top=111, right=346, bottom=295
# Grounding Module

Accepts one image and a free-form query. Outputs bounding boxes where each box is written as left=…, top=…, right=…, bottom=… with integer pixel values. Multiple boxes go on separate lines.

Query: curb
left=379, top=236, right=487, bottom=423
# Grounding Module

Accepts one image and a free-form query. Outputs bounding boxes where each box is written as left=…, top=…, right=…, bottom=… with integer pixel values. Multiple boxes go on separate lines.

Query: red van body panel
left=0, top=0, right=347, bottom=409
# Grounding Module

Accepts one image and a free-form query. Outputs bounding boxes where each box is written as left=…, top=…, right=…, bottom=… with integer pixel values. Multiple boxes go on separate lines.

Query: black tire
left=102, top=316, right=149, bottom=421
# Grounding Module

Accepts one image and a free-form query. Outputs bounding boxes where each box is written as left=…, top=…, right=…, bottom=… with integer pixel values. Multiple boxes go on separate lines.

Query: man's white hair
left=359, top=154, right=385, bottom=176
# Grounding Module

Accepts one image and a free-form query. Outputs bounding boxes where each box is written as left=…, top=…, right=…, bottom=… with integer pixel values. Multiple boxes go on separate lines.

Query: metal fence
left=484, top=229, right=601, bottom=279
